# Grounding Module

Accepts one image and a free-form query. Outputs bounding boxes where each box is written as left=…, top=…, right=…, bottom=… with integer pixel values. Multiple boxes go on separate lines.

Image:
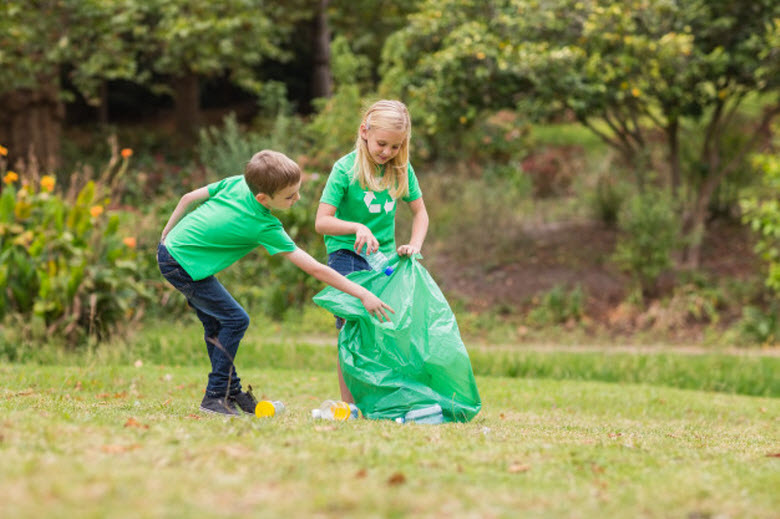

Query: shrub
left=526, top=284, right=585, bottom=327
left=0, top=153, right=149, bottom=349
left=612, top=189, right=680, bottom=300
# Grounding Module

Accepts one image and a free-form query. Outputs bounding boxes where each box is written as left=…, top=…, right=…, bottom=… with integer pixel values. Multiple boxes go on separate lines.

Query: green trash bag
left=313, top=254, right=481, bottom=422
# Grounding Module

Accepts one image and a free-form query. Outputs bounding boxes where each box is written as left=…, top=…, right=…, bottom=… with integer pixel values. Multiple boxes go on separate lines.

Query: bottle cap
left=255, top=400, right=277, bottom=417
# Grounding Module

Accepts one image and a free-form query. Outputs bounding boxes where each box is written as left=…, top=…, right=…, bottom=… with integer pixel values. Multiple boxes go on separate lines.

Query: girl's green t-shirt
left=319, top=151, right=422, bottom=256
left=165, top=175, right=296, bottom=280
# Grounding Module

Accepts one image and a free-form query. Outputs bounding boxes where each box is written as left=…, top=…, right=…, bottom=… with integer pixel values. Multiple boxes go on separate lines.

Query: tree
left=0, top=0, right=142, bottom=170
left=381, top=0, right=780, bottom=266
left=139, top=0, right=310, bottom=140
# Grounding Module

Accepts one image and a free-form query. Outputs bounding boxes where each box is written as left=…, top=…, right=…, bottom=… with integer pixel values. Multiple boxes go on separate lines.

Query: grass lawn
left=1, top=362, right=777, bottom=519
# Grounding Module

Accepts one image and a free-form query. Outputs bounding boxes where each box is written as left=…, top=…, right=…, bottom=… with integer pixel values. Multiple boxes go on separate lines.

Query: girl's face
left=360, top=125, right=406, bottom=165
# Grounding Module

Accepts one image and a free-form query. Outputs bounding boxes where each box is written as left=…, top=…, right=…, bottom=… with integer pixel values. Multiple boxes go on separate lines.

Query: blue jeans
left=157, top=243, right=248, bottom=398
left=327, top=249, right=370, bottom=329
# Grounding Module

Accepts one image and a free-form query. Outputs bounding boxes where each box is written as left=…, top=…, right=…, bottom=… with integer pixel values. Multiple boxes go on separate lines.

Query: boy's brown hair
left=244, top=150, right=301, bottom=196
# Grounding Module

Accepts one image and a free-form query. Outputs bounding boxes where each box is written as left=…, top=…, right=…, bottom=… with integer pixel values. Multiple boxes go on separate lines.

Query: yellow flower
left=123, top=237, right=137, bottom=248
left=40, top=175, right=56, bottom=192
left=0, top=145, right=8, bottom=156
left=121, top=148, right=133, bottom=159
left=3, top=171, right=18, bottom=184
left=90, top=205, right=104, bottom=218
left=631, top=88, right=641, bottom=98
left=476, top=51, right=486, bottom=60
left=459, top=116, right=468, bottom=124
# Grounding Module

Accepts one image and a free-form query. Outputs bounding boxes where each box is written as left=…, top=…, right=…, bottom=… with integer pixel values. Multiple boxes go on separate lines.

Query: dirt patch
left=429, top=219, right=761, bottom=331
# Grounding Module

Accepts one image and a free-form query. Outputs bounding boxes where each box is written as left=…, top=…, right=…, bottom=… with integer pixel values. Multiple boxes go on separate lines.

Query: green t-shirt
left=319, top=151, right=422, bottom=255
left=165, top=175, right=296, bottom=280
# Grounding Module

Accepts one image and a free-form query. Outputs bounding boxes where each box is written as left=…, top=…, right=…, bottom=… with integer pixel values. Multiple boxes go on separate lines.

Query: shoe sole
left=199, top=405, right=240, bottom=417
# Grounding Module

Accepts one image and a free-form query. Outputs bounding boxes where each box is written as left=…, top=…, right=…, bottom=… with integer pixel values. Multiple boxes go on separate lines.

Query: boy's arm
left=160, top=187, right=210, bottom=242
left=397, top=197, right=429, bottom=256
left=282, top=248, right=394, bottom=322
left=315, top=202, right=380, bottom=254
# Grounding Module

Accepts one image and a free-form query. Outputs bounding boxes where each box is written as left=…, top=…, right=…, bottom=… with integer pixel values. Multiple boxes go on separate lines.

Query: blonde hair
left=353, top=99, right=411, bottom=199
left=244, top=150, right=301, bottom=196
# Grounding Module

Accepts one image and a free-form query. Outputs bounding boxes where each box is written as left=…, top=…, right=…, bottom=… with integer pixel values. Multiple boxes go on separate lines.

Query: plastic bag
left=313, top=254, right=481, bottom=422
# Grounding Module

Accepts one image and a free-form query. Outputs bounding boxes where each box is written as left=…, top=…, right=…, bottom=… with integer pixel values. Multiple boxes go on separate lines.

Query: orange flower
left=121, top=148, right=133, bottom=158
left=3, top=171, right=18, bottom=184
left=0, top=145, right=8, bottom=156
left=90, top=205, right=104, bottom=218
left=123, top=237, right=137, bottom=248
left=40, top=175, right=56, bottom=192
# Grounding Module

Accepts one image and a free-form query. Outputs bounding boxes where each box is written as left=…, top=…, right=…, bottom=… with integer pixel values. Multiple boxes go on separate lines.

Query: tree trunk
left=666, top=118, right=680, bottom=200
left=0, top=86, right=64, bottom=173
left=311, top=0, right=332, bottom=100
left=172, top=74, right=201, bottom=142
left=97, top=81, right=109, bottom=126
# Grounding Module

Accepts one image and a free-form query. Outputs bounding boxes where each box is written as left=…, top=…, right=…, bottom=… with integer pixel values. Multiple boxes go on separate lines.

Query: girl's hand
left=361, top=293, right=394, bottom=322
left=354, top=224, right=379, bottom=255
left=397, top=244, right=421, bottom=256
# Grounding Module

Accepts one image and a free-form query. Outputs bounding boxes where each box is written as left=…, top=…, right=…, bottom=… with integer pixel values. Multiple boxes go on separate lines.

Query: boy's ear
left=255, top=192, right=270, bottom=204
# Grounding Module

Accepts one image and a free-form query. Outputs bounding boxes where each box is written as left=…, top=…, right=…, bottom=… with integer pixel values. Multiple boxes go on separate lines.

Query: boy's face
left=360, top=125, right=405, bottom=165
left=258, top=181, right=301, bottom=210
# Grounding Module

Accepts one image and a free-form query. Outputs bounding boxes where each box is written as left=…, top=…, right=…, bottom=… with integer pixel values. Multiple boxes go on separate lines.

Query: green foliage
left=305, top=36, right=372, bottom=171
left=0, top=0, right=143, bottom=99
left=380, top=0, right=780, bottom=258
left=612, top=189, right=680, bottom=299
left=589, top=172, right=628, bottom=227
left=738, top=303, right=779, bottom=346
left=741, top=152, right=780, bottom=293
left=527, top=284, right=585, bottom=327
left=0, top=168, right=148, bottom=349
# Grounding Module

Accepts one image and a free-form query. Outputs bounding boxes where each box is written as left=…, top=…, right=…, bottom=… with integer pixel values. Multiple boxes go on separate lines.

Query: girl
left=315, top=99, right=429, bottom=402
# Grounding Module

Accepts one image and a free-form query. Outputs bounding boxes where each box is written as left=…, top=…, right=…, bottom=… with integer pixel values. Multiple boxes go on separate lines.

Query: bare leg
left=337, top=355, right=354, bottom=403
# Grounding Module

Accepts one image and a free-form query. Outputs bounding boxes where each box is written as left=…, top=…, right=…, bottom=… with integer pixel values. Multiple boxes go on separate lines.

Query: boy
left=157, top=150, right=393, bottom=416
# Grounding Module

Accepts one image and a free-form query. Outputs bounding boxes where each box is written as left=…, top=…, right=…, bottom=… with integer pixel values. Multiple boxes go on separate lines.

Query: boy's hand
left=354, top=224, right=379, bottom=255
left=397, top=244, right=421, bottom=256
left=361, top=293, right=394, bottom=322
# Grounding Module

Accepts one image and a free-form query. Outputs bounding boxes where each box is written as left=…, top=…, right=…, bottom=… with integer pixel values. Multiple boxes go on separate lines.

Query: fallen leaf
left=508, top=463, right=530, bottom=473
left=608, top=432, right=622, bottom=438
left=186, top=414, right=201, bottom=420
left=387, top=472, right=406, bottom=486
left=355, top=469, right=367, bottom=479
left=124, top=417, right=149, bottom=429
left=766, top=453, right=780, bottom=458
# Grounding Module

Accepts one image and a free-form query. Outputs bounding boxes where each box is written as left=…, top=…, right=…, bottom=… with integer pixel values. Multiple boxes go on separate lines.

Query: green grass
left=1, top=363, right=777, bottom=519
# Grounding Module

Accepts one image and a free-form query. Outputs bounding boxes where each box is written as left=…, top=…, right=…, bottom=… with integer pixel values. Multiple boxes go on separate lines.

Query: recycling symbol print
left=363, top=191, right=395, bottom=214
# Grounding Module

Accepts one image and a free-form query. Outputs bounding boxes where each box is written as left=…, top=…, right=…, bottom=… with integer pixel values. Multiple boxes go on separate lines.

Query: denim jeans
left=157, top=243, right=248, bottom=398
left=327, top=249, right=370, bottom=329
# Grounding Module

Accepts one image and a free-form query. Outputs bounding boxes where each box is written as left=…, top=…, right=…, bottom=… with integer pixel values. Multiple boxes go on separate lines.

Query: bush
left=612, top=189, right=680, bottom=300
left=526, top=284, right=585, bottom=327
left=0, top=157, right=149, bottom=349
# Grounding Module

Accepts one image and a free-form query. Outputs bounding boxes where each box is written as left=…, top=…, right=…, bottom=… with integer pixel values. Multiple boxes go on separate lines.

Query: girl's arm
left=282, top=247, right=394, bottom=321
left=315, top=202, right=380, bottom=254
left=397, top=197, right=429, bottom=256
left=160, top=187, right=210, bottom=242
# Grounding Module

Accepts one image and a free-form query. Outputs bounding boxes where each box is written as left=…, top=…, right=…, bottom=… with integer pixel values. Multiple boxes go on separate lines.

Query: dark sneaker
left=199, top=395, right=240, bottom=416
left=230, top=384, right=258, bottom=415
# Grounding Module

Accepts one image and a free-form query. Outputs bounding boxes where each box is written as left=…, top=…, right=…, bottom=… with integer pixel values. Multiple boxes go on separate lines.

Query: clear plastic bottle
left=395, top=404, right=444, bottom=424
left=255, top=400, right=285, bottom=418
left=311, top=400, right=360, bottom=420
left=360, top=249, right=394, bottom=276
